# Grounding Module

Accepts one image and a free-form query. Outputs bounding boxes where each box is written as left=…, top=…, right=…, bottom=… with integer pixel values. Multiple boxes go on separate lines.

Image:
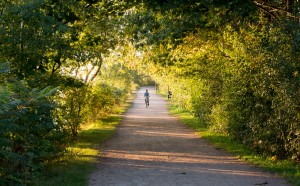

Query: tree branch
left=253, top=0, right=300, bottom=20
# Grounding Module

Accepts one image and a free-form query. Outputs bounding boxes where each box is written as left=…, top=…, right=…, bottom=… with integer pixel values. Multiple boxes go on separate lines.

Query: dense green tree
left=0, top=65, right=67, bottom=185
left=0, top=1, right=139, bottom=184
left=1, top=1, right=300, bottom=184
left=122, top=0, right=300, bottom=160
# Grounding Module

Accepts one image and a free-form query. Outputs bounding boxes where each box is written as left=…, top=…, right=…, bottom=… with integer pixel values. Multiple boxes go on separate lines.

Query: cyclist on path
left=144, top=89, right=150, bottom=107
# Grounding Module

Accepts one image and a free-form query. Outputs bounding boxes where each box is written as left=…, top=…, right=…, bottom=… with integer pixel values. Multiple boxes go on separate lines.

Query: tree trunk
left=286, top=0, right=294, bottom=13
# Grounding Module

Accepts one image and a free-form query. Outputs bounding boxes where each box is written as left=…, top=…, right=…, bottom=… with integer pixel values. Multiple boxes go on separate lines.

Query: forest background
left=0, top=0, right=299, bottom=185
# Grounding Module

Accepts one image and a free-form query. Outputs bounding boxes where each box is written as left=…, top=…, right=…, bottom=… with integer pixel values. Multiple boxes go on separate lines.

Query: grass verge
left=33, top=95, right=135, bottom=186
left=168, top=104, right=300, bottom=186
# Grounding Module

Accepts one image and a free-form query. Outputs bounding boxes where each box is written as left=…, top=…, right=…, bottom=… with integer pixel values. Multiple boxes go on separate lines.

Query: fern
left=35, top=86, right=59, bottom=99
left=0, top=62, right=10, bottom=74
left=0, top=79, right=67, bottom=185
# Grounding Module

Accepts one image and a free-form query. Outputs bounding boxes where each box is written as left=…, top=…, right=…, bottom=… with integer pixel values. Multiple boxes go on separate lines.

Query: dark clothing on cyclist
left=144, top=90, right=150, bottom=107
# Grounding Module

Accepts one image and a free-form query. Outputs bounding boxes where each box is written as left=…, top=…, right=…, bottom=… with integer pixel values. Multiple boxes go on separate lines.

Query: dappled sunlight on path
left=89, top=86, right=289, bottom=186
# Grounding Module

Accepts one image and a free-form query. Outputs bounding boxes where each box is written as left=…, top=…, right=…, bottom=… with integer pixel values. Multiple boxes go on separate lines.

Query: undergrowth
left=33, top=94, right=135, bottom=186
left=168, top=104, right=300, bottom=186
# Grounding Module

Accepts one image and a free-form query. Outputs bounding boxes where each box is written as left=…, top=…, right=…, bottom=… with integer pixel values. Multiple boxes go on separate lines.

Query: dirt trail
left=89, top=86, right=289, bottom=186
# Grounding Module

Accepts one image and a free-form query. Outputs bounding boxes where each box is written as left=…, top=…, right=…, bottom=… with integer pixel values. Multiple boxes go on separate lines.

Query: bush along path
left=89, top=86, right=289, bottom=186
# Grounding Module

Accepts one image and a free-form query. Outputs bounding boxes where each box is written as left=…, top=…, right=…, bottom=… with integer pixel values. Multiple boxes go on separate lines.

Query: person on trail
left=144, top=89, right=150, bottom=107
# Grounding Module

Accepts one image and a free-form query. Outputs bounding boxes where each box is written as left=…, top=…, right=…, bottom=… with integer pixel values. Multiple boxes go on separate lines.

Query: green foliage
left=0, top=0, right=69, bottom=79
left=125, top=0, right=300, bottom=161
left=169, top=104, right=300, bottom=186
left=34, top=113, right=125, bottom=186
left=53, top=74, right=134, bottom=139
left=86, top=84, right=120, bottom=119
left=223, top=25, right=300, bottom=160
left=1, top=0, right=300, bottom=184
left=54, top=87, right=86, bottom=138
left=0, top=79, right=67, bottom=185
left=0, top=1, right=139, bottom=185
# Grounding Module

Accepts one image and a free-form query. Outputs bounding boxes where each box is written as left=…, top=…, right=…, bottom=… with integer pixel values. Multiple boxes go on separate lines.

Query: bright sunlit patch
left=101, top=150, right=270, bottom=177
left=68, top=147, right=98, bottom=156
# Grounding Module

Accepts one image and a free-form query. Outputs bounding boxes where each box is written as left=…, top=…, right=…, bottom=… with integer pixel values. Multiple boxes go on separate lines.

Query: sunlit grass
left=34, top=95, right=135, bottom=186
left=34, top=118, right=119, bottom=186
left=168, top=102, right=300, bottom=186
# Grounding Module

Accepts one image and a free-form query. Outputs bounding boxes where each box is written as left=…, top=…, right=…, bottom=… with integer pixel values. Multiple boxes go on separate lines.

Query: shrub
left=0, top=80, right=67, bottom=185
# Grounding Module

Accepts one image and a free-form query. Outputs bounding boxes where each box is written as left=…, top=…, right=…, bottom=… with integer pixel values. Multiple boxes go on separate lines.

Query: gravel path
left=89, top=86, right=289, bottom=186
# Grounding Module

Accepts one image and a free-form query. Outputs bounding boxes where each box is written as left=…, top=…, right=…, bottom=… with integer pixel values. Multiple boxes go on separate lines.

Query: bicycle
left=145, top=96, right=149, bottom=108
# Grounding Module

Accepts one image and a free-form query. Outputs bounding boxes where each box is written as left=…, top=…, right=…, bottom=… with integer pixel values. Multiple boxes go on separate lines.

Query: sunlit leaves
left=124, top=0, right=300, bottom=161
left=0, top=1, right=139, bottom=184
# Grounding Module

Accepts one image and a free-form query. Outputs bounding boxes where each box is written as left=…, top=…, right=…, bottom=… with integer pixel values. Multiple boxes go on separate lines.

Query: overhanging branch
left=253, top=0, right=300, bottom=20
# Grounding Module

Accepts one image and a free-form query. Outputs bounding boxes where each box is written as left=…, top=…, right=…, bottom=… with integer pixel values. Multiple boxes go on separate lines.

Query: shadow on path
left=89, top=86, right=289, bottom=186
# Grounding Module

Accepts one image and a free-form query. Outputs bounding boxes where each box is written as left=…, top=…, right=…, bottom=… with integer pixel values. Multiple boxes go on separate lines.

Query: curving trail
left=89, top=86, right=289, bottom=186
